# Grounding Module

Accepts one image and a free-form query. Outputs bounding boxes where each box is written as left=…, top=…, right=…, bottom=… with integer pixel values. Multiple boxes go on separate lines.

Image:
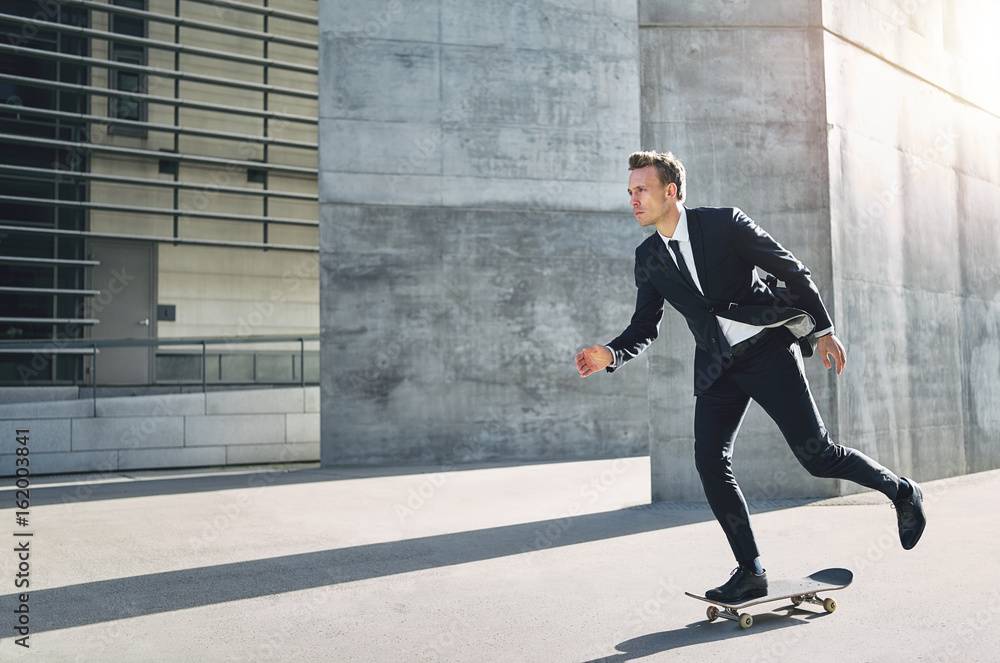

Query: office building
left=1, top=0, right=319, bottom=387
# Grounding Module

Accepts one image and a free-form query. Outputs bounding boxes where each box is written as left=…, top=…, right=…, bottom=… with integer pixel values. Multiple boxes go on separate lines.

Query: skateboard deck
left=685, top=567, right=853, bottom=629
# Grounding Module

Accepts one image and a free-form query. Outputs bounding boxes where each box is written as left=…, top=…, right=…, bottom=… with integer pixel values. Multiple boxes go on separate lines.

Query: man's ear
left=666, top=183, right=676, bottom=200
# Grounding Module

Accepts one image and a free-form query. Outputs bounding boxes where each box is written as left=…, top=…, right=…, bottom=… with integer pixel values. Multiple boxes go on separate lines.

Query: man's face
left=627, top=166, right=675, bottom=228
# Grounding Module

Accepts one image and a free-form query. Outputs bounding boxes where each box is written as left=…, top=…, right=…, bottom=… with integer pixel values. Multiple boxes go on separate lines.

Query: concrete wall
left=639, top=0, right=1000, bottom=500
left=822, top=0, right=1000, bottom=479
left=318, top=0, right=1000, bottom=496
left=0, top=387, right=319, bottom=476
left=319, top=0, right=648, bottom=467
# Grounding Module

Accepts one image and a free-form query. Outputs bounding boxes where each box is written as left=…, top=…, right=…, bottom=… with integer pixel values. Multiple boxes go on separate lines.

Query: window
left=107, top=0, right=147, bottom=135
left=111, top=51, right=143, bottom=122
left=111, top=0, right=146, bottom=37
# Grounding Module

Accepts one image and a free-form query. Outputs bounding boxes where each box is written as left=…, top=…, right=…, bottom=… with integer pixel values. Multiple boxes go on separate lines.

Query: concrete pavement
left=1, top=457, right=998, bottom=662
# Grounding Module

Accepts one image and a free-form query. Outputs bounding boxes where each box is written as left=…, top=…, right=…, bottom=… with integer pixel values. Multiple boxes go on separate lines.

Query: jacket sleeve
left=605, top=248, right=665, bottom=373
left=729, top=209, right=834, bottom=333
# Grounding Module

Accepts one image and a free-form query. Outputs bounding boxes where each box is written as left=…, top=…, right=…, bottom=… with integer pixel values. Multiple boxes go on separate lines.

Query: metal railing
left=0, top=335, right=320, bottom=407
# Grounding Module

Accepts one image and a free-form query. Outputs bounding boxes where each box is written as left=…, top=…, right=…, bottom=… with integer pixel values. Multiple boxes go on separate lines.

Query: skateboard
left=685, top=567, right=853, bottom=629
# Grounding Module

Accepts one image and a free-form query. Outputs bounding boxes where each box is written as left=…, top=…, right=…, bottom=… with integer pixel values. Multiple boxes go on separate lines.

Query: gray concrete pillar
left=639, top=0, right=1000, bottom=499
left=319, top=1, right=647, bottom=468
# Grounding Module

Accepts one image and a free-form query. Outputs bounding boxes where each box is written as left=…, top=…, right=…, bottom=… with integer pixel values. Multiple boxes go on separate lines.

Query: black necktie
left=668, top=240, right=698, bottom=292
left=669, top=239, right=732, bottom=359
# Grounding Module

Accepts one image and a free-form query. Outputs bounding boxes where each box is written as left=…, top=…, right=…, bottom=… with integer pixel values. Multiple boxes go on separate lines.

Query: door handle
left=137, top=318, right=150, bottom=326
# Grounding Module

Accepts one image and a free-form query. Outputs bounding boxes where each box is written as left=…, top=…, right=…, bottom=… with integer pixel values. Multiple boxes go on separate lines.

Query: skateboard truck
left=704, top=591, right=837, bottom=629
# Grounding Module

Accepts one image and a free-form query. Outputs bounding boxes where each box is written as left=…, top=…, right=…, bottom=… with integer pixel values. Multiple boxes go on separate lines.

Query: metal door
left=85, top=240, right=155, bottom=385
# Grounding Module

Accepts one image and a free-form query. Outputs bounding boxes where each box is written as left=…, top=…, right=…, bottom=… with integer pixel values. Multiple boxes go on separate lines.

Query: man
left=575, top=151, right=926, bottom=602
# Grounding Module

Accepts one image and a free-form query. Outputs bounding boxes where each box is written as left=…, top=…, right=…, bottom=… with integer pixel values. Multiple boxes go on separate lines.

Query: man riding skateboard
left=575, top=151, right=927, bottom=602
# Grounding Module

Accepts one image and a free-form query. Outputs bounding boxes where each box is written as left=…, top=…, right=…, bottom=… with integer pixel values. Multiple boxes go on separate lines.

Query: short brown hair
left=628, top=151, right=686, bottom=202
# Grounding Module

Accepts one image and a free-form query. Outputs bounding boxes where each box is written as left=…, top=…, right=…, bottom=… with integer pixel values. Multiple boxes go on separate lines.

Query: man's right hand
left=575, top=345, right=613, bottom=378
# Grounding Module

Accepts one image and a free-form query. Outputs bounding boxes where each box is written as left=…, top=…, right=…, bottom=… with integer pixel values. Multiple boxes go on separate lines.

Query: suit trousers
left=693, top=328, right=901, bottom=563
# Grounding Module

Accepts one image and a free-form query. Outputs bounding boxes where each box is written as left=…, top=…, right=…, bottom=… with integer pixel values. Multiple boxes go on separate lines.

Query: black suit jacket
left=607, top=207, right=833, bottom=395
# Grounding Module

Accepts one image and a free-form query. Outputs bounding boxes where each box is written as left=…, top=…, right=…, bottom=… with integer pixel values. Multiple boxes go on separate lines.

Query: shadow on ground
left=584, top=607, right=834, bottom=661
left=2, top=464, right=826, bottom=639
left=4, top=503, right=718, bottom=635
left=2, top=458, right=623, bottom=506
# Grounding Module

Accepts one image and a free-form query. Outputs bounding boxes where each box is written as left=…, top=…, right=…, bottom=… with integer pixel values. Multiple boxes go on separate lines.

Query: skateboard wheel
left=706, top=606, right=719, bottom=622
left=823, top=598, right=837, bottom=613
left=791, top=595, right=804, bottom=606
left=739, top=613, right=753, bottom=629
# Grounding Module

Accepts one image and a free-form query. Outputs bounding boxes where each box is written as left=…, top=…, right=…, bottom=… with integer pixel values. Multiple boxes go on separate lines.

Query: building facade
left=1, top=0, right=319, bottom=388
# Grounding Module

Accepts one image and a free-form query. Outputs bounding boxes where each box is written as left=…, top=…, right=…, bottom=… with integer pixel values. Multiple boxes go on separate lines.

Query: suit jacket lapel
left=685, top=207, right=711, bottom=298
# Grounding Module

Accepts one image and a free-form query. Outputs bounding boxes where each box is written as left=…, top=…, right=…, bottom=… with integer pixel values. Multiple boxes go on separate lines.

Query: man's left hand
left=817, top=334, right=846, bottom=375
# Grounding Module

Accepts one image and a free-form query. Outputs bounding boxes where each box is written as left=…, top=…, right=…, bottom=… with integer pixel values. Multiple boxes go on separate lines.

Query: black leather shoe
left=705, top=567, right=768, bottom=603
left=894, top=477, right=926, bottom=550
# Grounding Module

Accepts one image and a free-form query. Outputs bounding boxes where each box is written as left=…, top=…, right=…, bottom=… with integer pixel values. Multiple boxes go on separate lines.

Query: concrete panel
left=0, top=387, right=79, bottom=404
left=286, top=413, right=319, bottom=443
left=643, top=121, right=829, bottom=214
left=0, top=419, right=71, bottom=453
left=324, top=419, right=643, bottom=468
left=439, top=176, right=627, bottom=212
left=440, top=45, right=637, bottom=131
left=96, top=393, right=206, bottom=418
left=836, top=280, right=912, bottom=446
left=225, top=442, right=320, bottom=466
left=322, top=200, right=648, bottom=466
left=822, top=0, right=1000, bottom=116
left=119, top=446, right=226, bottom=471
left=0, top=450, right=119, bottom=477
left=649, top=435, right=697, bottom=503
left=909, top=424, right=966, bottom=482
left=320, top=119, right=442, bottom=176
left=185, top=415, right=287, bottom=447
left=639, top=0, right=820, bottom=26
left=441, top=126, right=618, bottom=183
left=319, top=35, right=440, bottom=123
left=320, top=172, right=443, bottom=208
left=442, top=0, right=637, bottom=55
left=958, top=173, right=1000, bottom=300
left=953, top=103, right=1000, bottom=187
left=0, top=399, right=94, bottom=420
left=830, top=131, right=907, bottom=280
left=72, top=417, right=185, bottom=452
left=961, top=299, right=1000, bottom=474
left=645, top=314, right=701, bottom=502
left=903, top=291, right=964, bottom=432
left=316, top=4, right=639, bottom=212
left=334, top=170, right=650, bottom=211
left=304, top=387, right=320, bottom=413
left=640, top=28, right=826, bottom=126
left=206, top=388, right=304, bottom=415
